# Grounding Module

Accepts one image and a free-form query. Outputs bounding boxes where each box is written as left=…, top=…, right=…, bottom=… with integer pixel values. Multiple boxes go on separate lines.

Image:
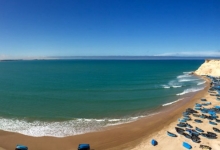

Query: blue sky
left=0, top=0, right=220, bottom=59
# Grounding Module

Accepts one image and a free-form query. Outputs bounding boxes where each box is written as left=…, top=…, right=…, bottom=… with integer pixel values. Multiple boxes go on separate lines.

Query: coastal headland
left=0, top=59, right=220, bottom=150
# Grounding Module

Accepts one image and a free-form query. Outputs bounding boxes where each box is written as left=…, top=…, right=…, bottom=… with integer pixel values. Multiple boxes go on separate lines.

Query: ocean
left=0, top=59, right=206, bottom=137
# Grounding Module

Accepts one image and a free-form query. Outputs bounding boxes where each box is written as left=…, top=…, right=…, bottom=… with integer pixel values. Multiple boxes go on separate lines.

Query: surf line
left=162, top=98, right=184, bottom=106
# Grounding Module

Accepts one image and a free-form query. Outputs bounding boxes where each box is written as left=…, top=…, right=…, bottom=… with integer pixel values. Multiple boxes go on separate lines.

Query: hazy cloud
left=0, top=54, right=51, bottom=60
left=156, top=51, right=220, bottom=57
left=0, top=54, right=7, bottom=60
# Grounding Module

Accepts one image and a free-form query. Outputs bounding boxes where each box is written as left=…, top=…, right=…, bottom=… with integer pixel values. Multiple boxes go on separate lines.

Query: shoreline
left=130, top=75, right=220, bottom=150
left=0, top=77, right=210, bottom=150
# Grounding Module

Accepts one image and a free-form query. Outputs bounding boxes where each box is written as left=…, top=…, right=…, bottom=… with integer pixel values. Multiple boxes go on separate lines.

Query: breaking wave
left=0, top=114, right=156, bottom=137
left=172, top=85, right=182, bottom=88
left=197, top=81, right=206, bottom=85
left=176, top=87, right=204, bottom=96
left=162, top=85, right=171, bottom=88
left=177, top=74, right=191, bottom=79
left=162, top=85, right=182, bottom=88
left=183, top=71, right=193, bottom=74
left=178, top=78, right=200, bottom=82
left=162, top=98, right=184, bottom=106
left=162, top=79, right=183, bottom=89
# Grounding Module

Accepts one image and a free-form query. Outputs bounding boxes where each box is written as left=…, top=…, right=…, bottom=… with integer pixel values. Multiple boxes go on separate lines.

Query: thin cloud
left=0, top=55, right=51, bottom=60
left=155, top=51, right=220, bottom=57
left=0, top=54, right=7, bottom=60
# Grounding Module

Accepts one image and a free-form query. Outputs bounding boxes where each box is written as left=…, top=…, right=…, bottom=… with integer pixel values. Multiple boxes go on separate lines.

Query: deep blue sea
left=0, top=60, right=206, bottom=137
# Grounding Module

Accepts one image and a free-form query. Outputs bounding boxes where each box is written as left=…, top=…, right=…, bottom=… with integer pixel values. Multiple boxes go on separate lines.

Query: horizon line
left=1, top=56, right=220, bottom=61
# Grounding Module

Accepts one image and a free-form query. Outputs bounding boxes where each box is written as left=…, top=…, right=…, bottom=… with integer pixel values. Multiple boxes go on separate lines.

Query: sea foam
left=162, top=98, right=184, bottom=106
left=183, top=71, right=193, bottom=74
left=197, top=81, right=206, bottom=85
left=172, top=85, right=182, bottom=88
left=178, top=78, right=200, bottom=82
left=0, top=115, right=150, bottom=137
left=162, top=85, right=171, bottom=88
left=177, top=74, right=191, bottom=79
left=176, top=87, right=204, bottom=96
left=162, top=79, right=182, bottom=89
left=162, top=85, right=182, bottom=88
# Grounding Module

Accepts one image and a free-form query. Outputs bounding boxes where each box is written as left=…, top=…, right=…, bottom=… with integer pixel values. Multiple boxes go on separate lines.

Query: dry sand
left=0, top=77, right=217, bottom=150
left=131, top=78, right=220, bottom=150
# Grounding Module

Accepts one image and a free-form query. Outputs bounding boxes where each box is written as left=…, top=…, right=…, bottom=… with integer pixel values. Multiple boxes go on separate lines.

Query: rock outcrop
left=194, top=59, right=220, bottom=76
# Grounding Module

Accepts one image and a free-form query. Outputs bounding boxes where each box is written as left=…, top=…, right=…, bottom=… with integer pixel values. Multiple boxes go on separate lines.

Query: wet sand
left=0, top=77, right=212, bottom=150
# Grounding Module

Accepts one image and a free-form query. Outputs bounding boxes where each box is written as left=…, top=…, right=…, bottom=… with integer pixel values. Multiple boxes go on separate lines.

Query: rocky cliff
left=194, top=59, right=220, bottom=76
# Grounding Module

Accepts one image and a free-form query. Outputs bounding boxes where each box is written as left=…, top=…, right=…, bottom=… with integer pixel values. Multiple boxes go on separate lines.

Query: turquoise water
left=0, top=60, right=205, bottom=136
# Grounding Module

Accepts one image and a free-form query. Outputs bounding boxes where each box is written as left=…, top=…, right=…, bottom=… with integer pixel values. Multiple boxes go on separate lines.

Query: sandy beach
left=131, top=78, right=220, bottom=150
left=0, top=77, right=217, bottom=150
left=1, top=60, right=220, bottom=150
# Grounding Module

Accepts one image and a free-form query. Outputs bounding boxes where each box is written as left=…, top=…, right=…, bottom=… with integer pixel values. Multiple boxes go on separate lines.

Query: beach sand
left=1, top=76, right=218, bottom=150
left=131, top=78, right=220, bottom=150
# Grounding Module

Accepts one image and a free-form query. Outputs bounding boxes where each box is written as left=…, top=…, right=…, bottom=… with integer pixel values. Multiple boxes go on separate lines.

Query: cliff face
left=194, top=59, right=220, bottom=76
